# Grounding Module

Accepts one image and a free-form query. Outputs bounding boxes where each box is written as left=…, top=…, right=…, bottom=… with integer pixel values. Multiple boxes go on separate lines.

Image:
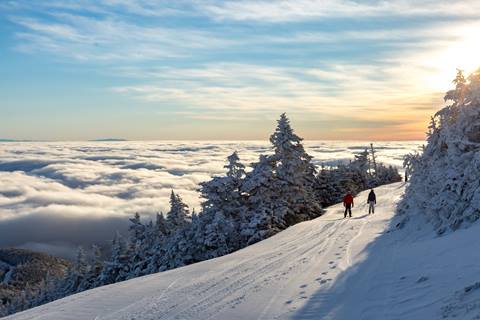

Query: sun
left=428, top=27, right=480, bottom=91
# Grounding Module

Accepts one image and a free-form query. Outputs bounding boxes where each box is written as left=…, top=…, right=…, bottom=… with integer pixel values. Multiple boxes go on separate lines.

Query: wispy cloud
left=200, top=0, right=480, bottom=22
left=110, top=60, right=445, bottom=129
left=10, top=12, right=231, bottom=61
left=2, top=0, right=480, bottom=140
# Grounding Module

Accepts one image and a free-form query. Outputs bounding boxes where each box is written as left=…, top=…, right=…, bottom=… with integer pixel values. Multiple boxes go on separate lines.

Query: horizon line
left=0, top=138, right=426, bottom=142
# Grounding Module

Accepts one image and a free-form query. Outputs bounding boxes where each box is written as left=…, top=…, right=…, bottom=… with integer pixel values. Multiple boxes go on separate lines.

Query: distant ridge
left=90, top=138, right=127, bottom=141
left=0, top=139, right=45, bottom=142
left=0, top=248, right=69, bottom=311
left=0, top=139, right=38, bottom=142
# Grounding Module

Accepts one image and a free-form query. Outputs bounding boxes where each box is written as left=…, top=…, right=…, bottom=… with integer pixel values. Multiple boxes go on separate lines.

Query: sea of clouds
left=0, top=141, right=422, bottom=259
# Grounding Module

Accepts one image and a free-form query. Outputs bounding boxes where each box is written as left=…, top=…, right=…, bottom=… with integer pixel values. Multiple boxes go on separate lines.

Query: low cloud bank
left=0, top=141, right=421, bottom=258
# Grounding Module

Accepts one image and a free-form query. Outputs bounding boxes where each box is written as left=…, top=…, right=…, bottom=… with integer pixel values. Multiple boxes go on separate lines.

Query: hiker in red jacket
left=343, top=192, right=354, bottom=218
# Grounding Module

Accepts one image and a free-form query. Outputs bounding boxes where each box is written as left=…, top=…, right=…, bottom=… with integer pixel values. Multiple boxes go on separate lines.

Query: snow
left=5, top=182, right=480, bottom=320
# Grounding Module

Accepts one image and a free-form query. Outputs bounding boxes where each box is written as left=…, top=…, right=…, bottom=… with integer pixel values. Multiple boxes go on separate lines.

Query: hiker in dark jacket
left=367, top=189, right=376, bottom=214
left=343, top=192, right=354, bottom=218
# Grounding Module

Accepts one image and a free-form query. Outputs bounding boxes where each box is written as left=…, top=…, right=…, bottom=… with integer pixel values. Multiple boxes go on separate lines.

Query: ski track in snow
left=6, top=182, right=480, bottom=320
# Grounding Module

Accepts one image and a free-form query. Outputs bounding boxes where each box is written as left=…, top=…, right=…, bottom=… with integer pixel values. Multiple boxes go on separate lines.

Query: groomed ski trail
left=5, top=183, right=405, bottom=320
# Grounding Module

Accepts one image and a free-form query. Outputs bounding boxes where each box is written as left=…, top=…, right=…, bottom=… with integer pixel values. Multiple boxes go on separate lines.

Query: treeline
left=315, top=146, right=400, bottom=207
left=1, top=114, right=401, bottom=316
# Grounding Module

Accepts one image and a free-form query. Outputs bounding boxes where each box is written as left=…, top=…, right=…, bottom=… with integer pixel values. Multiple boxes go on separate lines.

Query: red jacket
left=343, top=194, right=354, bottom=206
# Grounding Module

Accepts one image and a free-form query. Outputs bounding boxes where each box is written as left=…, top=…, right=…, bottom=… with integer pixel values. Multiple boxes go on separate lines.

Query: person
left=343, top=192, right=354, bottom=218
left=368, top=189, right=376, bottom=214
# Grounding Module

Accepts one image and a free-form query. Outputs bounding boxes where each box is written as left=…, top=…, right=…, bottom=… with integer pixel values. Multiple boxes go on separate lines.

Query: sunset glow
left=1, top=1, right=479, bottom=140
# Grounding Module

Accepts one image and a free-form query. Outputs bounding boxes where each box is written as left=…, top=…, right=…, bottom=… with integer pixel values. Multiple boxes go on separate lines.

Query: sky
left=1, top=0, right=480, bottom=140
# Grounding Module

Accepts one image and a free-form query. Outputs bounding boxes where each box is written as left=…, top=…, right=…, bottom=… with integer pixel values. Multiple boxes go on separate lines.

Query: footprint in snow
left=300, top=284, right=308, bottom=288
left=328, top=261, right=334, bottom=264
left=320, top=279, right=327, bottom=284
left=299, top=291, right=306, bottom=295
left=315, top=277, right=322, bottom=281
left=416, top=276, right=429, bottom=283
left=322, top=272, right=328, bottom=275
left=330, top=265, right=337, bottom=269
left=285, top=300, right=293, bottom=305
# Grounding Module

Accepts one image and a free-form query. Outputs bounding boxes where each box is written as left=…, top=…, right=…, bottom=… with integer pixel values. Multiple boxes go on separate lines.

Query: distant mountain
left=0, top=248, right=69, bottom=308
left=90, top=138, right=127, bottom=142
left=0, top=139, right=41, bottom=142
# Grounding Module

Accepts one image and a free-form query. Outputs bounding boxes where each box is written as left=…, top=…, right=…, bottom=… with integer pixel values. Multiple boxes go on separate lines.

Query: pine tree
left=314, top=165, right=344, bottom=206
left=145, top=213, right=169, bottom=273
left=149, top=192, right=192, bottom=272
left=79, top=245, right=103, bottom=291
left=128, top=212, right=145, bottom=243
left=444, top=68, right=467, bottom=104
left=98, top=232, right=129, bottom=285
left=155, top=212, right=168, bottom=234
left=126, top=212, right=148, bottom=278
left=269, top=113, right=322, bottom=224
left=241, top=154, right=279, bottom=244
left=166, top=191, right=190, bottom=230
left=199, top=152, right=246, bottom=253
left=352, top=148, right=370, bottom=173
left=61, top=247, right=88, bottom=295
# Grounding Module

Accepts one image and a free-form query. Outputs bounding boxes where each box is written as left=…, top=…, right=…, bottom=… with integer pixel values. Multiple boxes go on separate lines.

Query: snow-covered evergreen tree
left=144, top=213, right=168, bottom=273
left=314, top=165, right=344, bottom=206
left=129, top=212, right=145, bottom=243
left=269, top=113, right=322, bottom=224
left=198, top=151, right=246, bottom=253
left=61, top=247, right=88, bottom=295
left=78, top=244, right=103, bottom=290
left=241, top=154, right=280, bottom=244
left=166, top=191, right=190, bottom=230
left=98, top=232, right=129, bottom=285
left=398, top=67, right=480, bottom=233
left=126, top=213, right=148, bottom=278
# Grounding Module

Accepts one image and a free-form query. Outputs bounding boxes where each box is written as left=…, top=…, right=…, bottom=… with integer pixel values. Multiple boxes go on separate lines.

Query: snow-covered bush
left=397, top=68, right=480, bottom=234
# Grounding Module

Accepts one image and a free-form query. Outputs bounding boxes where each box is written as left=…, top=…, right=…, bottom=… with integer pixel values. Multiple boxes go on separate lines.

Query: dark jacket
left=368, top=191, right=376, bottom=204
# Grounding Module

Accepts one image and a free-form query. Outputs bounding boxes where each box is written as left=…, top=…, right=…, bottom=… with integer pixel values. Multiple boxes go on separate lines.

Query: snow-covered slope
left=5, top=183, right=480, bottom=320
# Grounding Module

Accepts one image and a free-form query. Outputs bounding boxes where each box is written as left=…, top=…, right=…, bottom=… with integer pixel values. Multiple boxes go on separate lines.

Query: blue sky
left=1, top=0, right=480, bottom=140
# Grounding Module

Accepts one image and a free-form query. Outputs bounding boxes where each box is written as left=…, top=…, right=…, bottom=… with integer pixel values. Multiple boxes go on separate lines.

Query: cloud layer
left=0, top=140, right=421, bottom=258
